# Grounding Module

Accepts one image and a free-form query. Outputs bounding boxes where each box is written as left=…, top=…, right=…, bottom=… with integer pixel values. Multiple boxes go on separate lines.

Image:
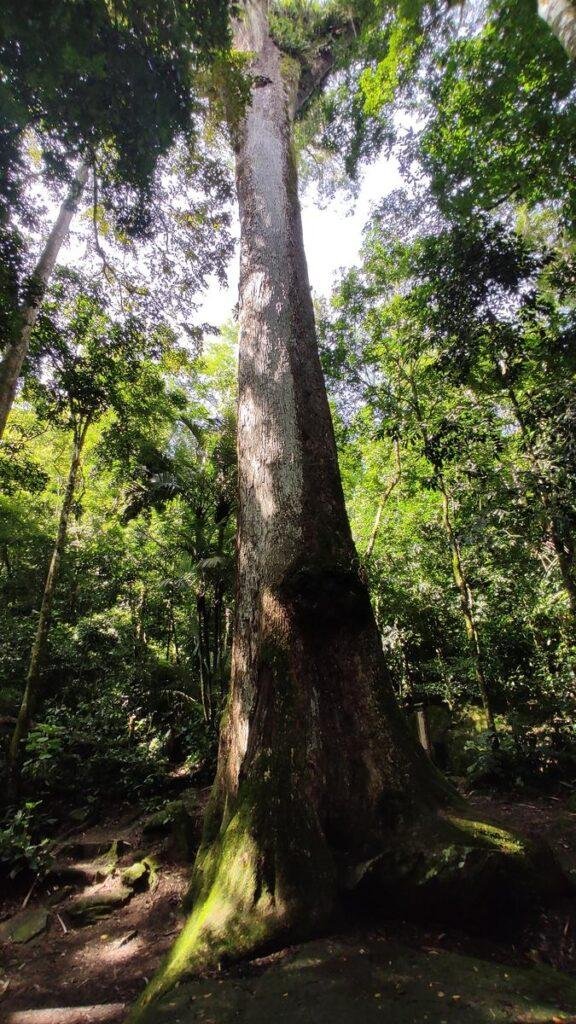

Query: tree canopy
left=1, top=2, right=576, bottom=1020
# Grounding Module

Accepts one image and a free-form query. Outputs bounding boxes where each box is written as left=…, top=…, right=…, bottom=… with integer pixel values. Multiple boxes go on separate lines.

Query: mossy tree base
left=128, top=803, right=571, bottom=1023
left=356, top=812, right=571, bottom=925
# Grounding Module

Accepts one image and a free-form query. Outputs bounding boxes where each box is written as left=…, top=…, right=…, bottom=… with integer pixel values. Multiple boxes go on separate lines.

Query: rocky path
left=0, top=799, right=201, bottom=1024
left=2, top=791, right=576, bottom=1024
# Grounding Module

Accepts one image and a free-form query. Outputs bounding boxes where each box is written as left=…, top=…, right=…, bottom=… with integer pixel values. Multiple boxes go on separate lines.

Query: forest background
left=0, top=0, right=575, bottom=885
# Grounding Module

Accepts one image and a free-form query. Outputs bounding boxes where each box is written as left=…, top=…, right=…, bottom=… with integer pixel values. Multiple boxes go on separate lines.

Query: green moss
left=447, top=815, right=525, bottom=855
left=280, top=53, right=301, bottom=99
left=128, top=802, right=279, bottom=1022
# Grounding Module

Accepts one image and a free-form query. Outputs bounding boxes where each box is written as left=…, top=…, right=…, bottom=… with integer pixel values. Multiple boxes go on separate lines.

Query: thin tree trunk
left=437, top=478, right=498, bottom=739
left=365, top=438, right=402, bottom=558
left=405, top=370, right=497, bottom=737
left=0, top=159, right=90, bottom=440
left=1, top=542, right=11, bottom=578
left=504, top=377, right=576, bottom=618
left=196, top=593, right=212, bottom=723
left=8, top=417, right=90, bottom=785
left=170, top=601, right=180, bottom=664
left=539, top=0, right=576, bottom=60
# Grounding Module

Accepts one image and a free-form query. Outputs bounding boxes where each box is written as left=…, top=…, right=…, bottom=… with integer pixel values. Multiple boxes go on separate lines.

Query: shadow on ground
left=144, top=934, right=576, bottom=1024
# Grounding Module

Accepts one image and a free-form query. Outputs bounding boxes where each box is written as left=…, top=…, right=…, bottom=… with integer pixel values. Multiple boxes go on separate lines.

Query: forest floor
left=1, top=786, right=576, bottom=1024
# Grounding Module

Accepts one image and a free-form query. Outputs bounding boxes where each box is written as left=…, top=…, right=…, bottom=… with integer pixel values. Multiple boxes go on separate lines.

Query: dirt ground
left=1, top=788, right=576, bottom=1024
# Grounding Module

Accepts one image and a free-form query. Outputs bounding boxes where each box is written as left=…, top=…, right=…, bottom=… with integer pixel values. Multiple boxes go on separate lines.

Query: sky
left=50, top=146, right=402, bottom=340
left=197, top=150, right=402, bottom=328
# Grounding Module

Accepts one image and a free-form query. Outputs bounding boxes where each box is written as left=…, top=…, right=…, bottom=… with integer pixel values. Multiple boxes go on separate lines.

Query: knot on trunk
left=279, top=565, right=372, bottom=629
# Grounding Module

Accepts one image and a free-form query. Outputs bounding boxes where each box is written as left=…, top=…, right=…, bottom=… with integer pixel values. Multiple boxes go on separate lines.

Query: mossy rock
left=143, top=795, right=201, bottom=859
left=122, top=861, right=149, bottom=887
left=131, top=935, right=576, bottom=1024
left=0, top=907, right=48, bottom=943
left=357, top=812, right=571, bottom=927
left=66, top=880, right=133, bottom=925
left=122, top=857, right=158, bottom=891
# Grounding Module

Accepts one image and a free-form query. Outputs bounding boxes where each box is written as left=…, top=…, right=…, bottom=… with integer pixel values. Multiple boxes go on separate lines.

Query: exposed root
left=127, top=804, right=572, bottom=1022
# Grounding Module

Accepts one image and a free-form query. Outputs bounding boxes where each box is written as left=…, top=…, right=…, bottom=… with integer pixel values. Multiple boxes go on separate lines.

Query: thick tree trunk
left=0, top=159, right=89, bottom=440
left=539, top=0, right=576, bottom=60
left=8, top=418, right=89, bottom=788
left=131, top=6, right=455, bottom=1010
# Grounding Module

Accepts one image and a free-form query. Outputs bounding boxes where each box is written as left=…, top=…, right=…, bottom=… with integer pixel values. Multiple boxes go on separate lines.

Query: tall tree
left=0, top=159, right=89, bottom=439
left=131, top=4, right=561, bottom=1017
left=0, top=0, right=232, bottom=437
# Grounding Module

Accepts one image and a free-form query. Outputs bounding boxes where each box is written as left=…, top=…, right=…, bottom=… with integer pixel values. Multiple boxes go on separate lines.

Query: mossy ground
left=133, top=935, right=576, bottom=1024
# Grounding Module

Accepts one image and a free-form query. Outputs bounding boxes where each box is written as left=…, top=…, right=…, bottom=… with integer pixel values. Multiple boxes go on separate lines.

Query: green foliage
left=360, top=2, right=426, bottom=115
left=1, top=305, right=237, bottom=836
left=0, top=801, right=53, bottom=878
left=0, top=0, right=231, bottom=225
left=322, top=180, right=576, bottom=749
left=420, top=0, right=576, bottom=226
left=270, top=0, right=342, bottom=58
left=464, top=714, right=576, bottom=790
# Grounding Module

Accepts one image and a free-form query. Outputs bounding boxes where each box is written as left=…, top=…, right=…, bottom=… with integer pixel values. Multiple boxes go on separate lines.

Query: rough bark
left=8, top=418, right=90, bottom=787
left=0, top=159, right=89, bottom=440
left=539, top=0, right=576, bottom=60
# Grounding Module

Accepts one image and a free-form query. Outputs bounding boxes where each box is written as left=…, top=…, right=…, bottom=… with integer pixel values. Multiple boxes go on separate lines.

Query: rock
left=143, top=796, right=200, bottom=859
left=68, top=807, right=92, bottom=823
left=48, top=861, right=104, bottom=886
left=65, top=852, right=157, bottom=925
left=66, top=880, right=133, bottom=925
left=56, top=837, right=131, bottom=862
left=49, top=839, right=129, bottom=889
left=121, top=861, right=149, bottom=887
left=142, top=936, right=576, bottom=1024
left=0, top=907, right=48, bottom=943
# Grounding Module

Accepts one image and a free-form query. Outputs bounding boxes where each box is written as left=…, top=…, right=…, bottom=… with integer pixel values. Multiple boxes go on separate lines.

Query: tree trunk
left=365, top=438, right=402, bottom=558
left=437, top=478, right=498, bottom=740
left=196, top=592, right=212, bottom=723
left=406, top=369, right=497, bottom=738
left=0, top=159, right=90, bottom=440
left=8, top=418, right=90, bottom=787
left=538, top=0, right=576, bottom=60
left=131, top=4, right=453, bottom=1006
